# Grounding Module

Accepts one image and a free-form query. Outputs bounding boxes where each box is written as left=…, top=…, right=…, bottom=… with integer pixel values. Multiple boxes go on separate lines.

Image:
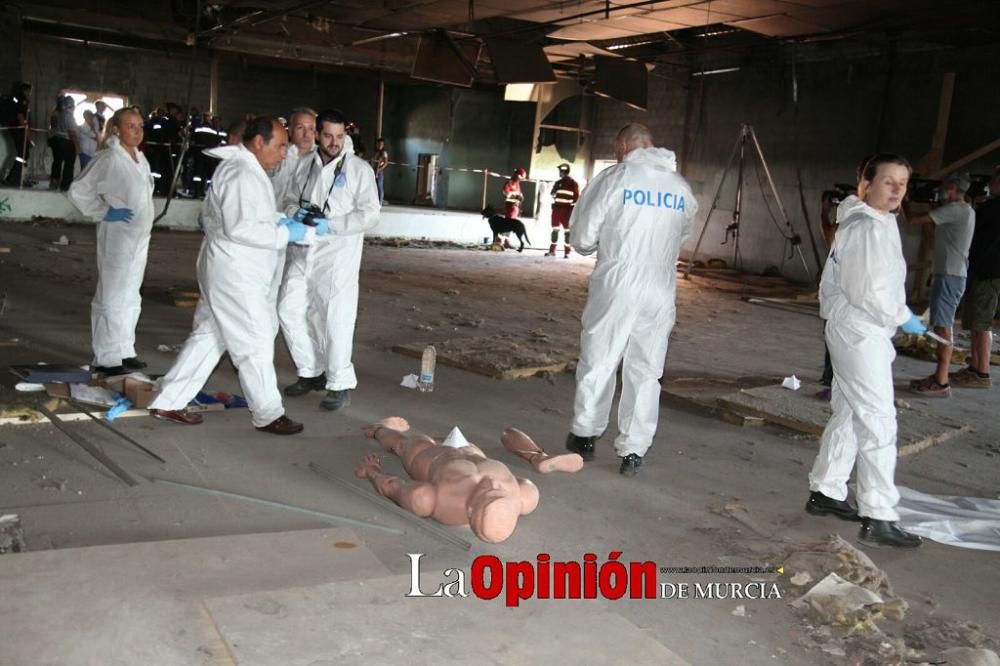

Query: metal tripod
left=684, top=123, right=810, bottom=278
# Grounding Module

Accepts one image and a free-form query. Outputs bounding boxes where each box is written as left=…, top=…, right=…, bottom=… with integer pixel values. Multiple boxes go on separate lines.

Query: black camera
left=907, top=178, right=941, bottom=205
left=821, top=183, right=857, bottom=205
left=299, top=203, right=324, bottom=227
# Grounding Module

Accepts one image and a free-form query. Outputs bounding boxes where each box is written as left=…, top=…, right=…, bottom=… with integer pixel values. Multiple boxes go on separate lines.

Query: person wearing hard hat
left=546, top=163, right=579, bottom=258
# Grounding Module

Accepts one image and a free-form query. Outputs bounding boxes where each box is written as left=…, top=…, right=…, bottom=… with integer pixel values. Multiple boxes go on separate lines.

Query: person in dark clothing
left=0, top=81, right=33, bottom=186
left=49, top=95, right=78, bottom=191
left=951, top=165, right=1000, bottom=389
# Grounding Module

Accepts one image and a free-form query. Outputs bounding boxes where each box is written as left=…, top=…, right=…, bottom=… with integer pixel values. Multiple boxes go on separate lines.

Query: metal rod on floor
left=67, top=400, right=167, bottom=464
left=36, top=405, right=139, bottom=487
left=309, top=462, right=472, bottom=551
left=149, top=476, right=406, bottom=536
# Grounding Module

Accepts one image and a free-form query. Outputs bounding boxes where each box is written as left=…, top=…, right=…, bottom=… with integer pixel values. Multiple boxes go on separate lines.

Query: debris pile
left=783, top=536, right=1000, bottom=664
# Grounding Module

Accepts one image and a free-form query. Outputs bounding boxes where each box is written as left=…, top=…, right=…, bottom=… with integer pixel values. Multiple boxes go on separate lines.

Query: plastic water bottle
left=418, top=345, right=436, bottom=393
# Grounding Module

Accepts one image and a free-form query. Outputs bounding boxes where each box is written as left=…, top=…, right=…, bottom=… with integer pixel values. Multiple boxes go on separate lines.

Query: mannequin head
left=467, top=478, right=522, bottom=543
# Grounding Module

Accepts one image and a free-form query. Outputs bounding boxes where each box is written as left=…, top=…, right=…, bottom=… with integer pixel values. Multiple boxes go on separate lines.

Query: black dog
left=481, top=206, right=530, bottom=252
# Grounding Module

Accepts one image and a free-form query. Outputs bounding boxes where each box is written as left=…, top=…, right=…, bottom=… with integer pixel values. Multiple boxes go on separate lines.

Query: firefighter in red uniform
left=546, top=163, right=580, bottom=257
left=503, top=167, right=526, bottom=219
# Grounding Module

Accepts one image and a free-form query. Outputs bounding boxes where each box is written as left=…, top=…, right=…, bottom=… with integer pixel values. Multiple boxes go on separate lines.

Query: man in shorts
left=951, top=166, right=1000, bottom=389
left=903, top=172, right=976, bottom=397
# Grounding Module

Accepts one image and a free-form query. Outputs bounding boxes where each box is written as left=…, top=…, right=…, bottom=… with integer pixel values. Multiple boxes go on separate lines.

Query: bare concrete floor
left=1, top=220, right=998, bottom=665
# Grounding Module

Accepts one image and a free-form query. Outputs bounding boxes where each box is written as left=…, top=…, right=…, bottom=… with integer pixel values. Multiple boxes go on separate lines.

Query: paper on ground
left=896, top=485, right=1000, bottom=551
left=400, top=374, right=419, bottom=389
left=791, top=572, right=883, bottom=613
left=782, top=375, right=801, bottom=391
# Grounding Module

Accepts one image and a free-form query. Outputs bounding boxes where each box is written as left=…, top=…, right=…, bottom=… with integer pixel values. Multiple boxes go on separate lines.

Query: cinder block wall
left=16, top=35, right=535, bottom=214
left=593, top=42, right=1000, bottom=281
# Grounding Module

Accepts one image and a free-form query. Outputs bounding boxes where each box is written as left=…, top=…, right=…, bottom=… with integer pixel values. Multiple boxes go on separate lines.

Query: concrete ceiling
left=13, top=0, right=1000, bottom=84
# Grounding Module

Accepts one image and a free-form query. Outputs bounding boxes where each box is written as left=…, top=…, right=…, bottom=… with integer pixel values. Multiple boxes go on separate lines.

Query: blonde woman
left=68, top=107, right=155, bottom=374
left=807, top=153, right=926, bottom=548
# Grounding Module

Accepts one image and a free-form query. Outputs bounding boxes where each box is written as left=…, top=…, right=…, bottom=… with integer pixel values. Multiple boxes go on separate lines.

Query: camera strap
left=299, top=153, right=347, bottom=214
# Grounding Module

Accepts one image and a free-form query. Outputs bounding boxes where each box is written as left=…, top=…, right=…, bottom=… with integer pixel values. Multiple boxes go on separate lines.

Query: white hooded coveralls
left=279, top=149, right=379, bottom=390
left=149, top=145, right=292, bottom=427
left=570, top=147, right=697, bottom=457
left=67, top=137, right=155, bottom=367
left=810, top=195, right=910, bottom=521
left=271, top=143, right=317, bottom=374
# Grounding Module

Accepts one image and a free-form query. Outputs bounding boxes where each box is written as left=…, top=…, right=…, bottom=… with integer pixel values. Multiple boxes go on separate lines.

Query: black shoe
left=565, top=433, right=595, bottom=461
left=858, top=518, right=922, bottom=548
left=93, top=364, right=128, bottom=376
left=619, top=453, right=643, bottom=477
left=805, top=491, right=860, bottom=521
left=284, top=373, right=327, bottom=397
left=122, top=357, right=147, bottom=371
left=320, top=389, right=351, bottom=411
left=255, top=415, right=304, bottom=435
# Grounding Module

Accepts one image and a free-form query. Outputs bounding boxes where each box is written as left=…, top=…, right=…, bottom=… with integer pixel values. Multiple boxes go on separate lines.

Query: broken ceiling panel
left=598, top=16, right=688, bottom=33
left=690, top=0, right=807, bottom=18
left=548, top=22, right=646, bottom=41
left=517, top=0, right=649, bottom=24
left=640, top=7, right=743, bottom=27
left=725, top=13, right=828, bottom=36
left=543, top=41, right=619, bottom=62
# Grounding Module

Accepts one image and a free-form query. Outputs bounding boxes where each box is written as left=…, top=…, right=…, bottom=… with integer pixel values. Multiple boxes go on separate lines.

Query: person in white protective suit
left=806, top=153, right=925, bottom=548
left=67, top=107, right=155, bottom=376
left=269, top=107, right=316, bottom=203
left=279, top=108, right=380, bottom=411
left=272, top=107, right=319, bottom=383
left=147, top=116, right=329, bottom=435
left=565, top=123, right=697, bottom=477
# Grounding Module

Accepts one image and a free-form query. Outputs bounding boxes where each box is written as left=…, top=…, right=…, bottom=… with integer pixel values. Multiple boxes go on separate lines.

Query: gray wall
left=19, top=37, right=382, bottom=136
left=17, top=35, right=537, bottom=215
left=380, top=84, right=536, bottom=212
left=21, top=38, right=211, bottom=128
left=593, top=42, right=1000, bottom=280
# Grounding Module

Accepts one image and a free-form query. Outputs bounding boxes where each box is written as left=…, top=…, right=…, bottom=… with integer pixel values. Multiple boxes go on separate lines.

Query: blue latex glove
left=314, top=217, right=330, bottom=236
left=276, top=216, right=295, bottom=227
left=104, top=395, right=133, bottom=423
left=292, top=207, right=310, bottom=222
left=103, top=207, right=134, bottom=223
left=900, top=311, right=927, bottom=335
left=286, top=221, right=308, bottom=243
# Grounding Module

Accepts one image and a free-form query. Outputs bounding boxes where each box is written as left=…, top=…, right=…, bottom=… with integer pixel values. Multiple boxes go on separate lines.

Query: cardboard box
left=123, top=377, right=157, bottom=409
left=44, top=383, right=71, bottom=399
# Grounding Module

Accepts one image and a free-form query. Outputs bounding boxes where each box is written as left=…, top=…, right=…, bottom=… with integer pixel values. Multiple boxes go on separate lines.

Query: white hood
left=204, top=145, right=241, bottom=161
left=623, top=146, right=678, bottom=172
left=835, top=194, right=896, bottom=230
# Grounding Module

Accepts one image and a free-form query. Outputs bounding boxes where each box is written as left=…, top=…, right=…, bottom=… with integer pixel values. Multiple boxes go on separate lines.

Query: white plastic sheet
left=896, top=485, right=1000, bottom=551
left=399, top=374, right=419, bottom=389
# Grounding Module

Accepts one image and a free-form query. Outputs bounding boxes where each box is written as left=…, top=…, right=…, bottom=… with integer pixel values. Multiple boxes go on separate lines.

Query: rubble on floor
left=783, top=536, right=1000, bottom=664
